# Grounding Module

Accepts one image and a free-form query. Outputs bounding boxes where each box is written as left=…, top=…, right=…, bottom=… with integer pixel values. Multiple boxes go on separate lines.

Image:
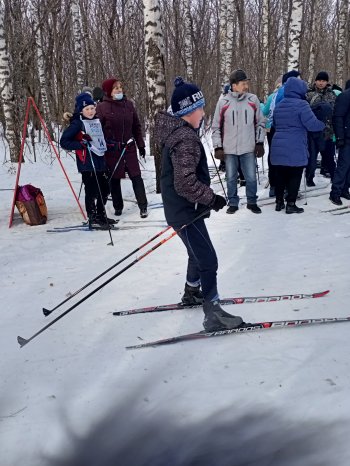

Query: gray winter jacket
left=211, top=91, right=265, bottom=155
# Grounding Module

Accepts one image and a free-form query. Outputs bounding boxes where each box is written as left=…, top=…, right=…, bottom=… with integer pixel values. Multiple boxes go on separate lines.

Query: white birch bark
left=287, top=0, right=303, bottom=70
left=224, top=5, right=234, bottom=82
left=0, top=2, right=20, bottom=162
left=184, top=0, right=193, bottom=80
left=262, top=0, right=269, bottom=97
left=71, top=0, right=84, bottom=90
left=219, top=0, right=228, bottom=85
left=336, top=0, right=349, bottom=86
left=144, top=0, right=167, bottom=193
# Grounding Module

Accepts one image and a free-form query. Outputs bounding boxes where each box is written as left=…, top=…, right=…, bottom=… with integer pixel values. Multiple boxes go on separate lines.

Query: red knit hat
left=102, top=78, right=120, bottom=97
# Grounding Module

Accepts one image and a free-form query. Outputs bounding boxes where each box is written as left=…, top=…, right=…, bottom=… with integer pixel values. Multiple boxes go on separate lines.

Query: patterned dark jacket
left=306, top=84, right=337, bottom=139
left=155, top=111, right=215, bottom=228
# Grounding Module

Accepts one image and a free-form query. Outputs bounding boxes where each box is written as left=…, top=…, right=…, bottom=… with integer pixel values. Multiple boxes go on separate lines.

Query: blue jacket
left=60, top=114, right=106, bottom=173
left=271, top=78, right=325, bottom=167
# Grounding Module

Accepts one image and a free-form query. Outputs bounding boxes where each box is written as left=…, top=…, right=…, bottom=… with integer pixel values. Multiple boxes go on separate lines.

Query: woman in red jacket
left=96, top=78, right=148, bottom=218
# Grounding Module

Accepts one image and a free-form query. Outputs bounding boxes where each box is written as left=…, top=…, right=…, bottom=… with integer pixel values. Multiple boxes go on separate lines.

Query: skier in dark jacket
left=271, top=78, right=325, bottom=213
left=60, top=93, right=111, bottom=226
left=155, top=77, right=245, bottom=332
left=329, top=87, right=350, bottom=205
left=96, top=78, right=148, bottom=218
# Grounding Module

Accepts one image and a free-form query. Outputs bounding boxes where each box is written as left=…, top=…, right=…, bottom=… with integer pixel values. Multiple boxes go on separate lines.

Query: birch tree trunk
left=262, top=0, right=269, bottom=97
left=224, top=5, right=234, bottom=82
left=287, top=0, right=303, bottom=70
left=33, top=4, right=54, bottom=140
left=308, top=0, right=319, bottom=82
left=184, top=0, right=193, bottom=80
left=71, top=0, right=84, bottom=91
left=144, top=0, right=167, bottom=193
left=336, top=0, right=349, bottom=86
left=0, top=2, right=20, bottom=162
left=219, top=0, right=227, bottom=85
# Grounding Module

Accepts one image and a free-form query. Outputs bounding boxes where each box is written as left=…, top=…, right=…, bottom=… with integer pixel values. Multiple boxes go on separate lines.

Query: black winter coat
left=332, top=89, right=350, bottom=142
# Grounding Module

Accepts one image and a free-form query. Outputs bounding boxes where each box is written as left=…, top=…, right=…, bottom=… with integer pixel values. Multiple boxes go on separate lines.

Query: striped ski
left=113, top=290, right=329, bottom=316
left=126, top=315, right=350, bottom=350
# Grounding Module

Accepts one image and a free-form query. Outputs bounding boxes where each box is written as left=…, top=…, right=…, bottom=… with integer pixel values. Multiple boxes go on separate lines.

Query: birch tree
left=335, top=0, right=349, bottom=86
left=219, top=0, right=227, bottom=85
left=262, top=0, right=269, bottom=97
left=287, top=0, right=303, bottom=70
left=224, top=5, right=234, bottom=82
left=144, top=0, right=167, bottom=193
left=71, top=0, right=84, bottom=91
left=184, top=0, right=193, bottom=80
left=0, top=1, right=20, bottom=162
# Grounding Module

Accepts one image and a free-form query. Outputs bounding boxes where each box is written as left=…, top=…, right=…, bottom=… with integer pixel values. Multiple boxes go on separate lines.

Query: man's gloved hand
left=255, top=143, right=265, bottom=158
left=336, top=139, right=345, bottom=149
left=211, top=194, right=227, bottom=211
left=139, top=147, right=146, bottom=159
left=214, top=148, right=225, bottom=160
left=82, top=133, right=92, bottom=141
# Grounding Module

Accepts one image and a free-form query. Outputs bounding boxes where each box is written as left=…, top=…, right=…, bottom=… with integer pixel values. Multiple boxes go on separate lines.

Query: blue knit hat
left=171, top=77, right=205, bottom=116
left=75, top=92, right=95, bottom=113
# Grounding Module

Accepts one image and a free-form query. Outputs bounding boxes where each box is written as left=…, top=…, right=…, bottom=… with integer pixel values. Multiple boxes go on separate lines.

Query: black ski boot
left=286, top=203, right=304, bottom=214
left=181, top=283, right=204, bottom=306
left=203, top=300, right=243, bottom=332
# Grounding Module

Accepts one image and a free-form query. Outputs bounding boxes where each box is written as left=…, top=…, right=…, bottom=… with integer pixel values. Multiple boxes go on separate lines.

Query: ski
left=113, top=290, right=329, bottom=316
left=332, top=209, right=350, bottom=216
left=47, top=224, right=130, bottom=233
left=51, top=220, right=119, bottom=230
left=321, top=205, right=350, bottom=213
left=126, top=315, right=350, bottom=350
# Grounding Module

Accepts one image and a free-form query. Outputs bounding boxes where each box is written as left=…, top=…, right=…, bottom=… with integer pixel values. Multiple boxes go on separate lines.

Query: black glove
left=82, top=133, right=92, bottom=141
left=336, top=139, right=345, bottom=149
left=214, top=147, right=225, bottom=161
left=211, top=194, right=227, bottom=211
left=255, top=143, right=264, bottom=158
left=139, top=147, right=146, bottom=159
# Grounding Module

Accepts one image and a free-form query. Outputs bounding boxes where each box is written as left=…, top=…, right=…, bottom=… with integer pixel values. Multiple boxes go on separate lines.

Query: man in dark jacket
left=155, top=77, right=245, bottom=332
left=329, top=87, right=350, bottom=205
left=306, top=71, right=337, bottom=185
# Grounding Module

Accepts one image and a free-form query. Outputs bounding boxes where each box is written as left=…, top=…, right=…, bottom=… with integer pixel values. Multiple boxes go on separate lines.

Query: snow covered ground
left=1, top=139, right=350, bottom=464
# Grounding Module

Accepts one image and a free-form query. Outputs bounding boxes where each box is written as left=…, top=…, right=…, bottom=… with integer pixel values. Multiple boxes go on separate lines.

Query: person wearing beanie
left=60, top=93, right=112, bottom=227
left=306, top=70, right=337, bottom=185
left=211, top=69, right=265, bottom=214
left=155, top=76, right=246, bottom=332
left=329, top=85, right=350, bottom=205
left=81, top=86, right=93, bottom=97
left=96, top=78, right=148, bottom=218
left=271, top=77, right=325, bottom=214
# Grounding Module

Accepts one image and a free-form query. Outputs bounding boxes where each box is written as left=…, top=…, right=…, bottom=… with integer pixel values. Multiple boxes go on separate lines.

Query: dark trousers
left=110, top=175, right=148, bottom=211
left=177, top=218, right=218, bottom=302
left=307, top=137, right=336, bottom=181
left=267, top=127, right=277, bottom=187
left=331, top=144, right=350, bottom=196
left=274, top=165, right=304, bottom=203
left=81, top=171, right=109, bottom=218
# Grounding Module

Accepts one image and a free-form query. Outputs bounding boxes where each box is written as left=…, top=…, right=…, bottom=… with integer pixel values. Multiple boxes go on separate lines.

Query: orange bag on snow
left=15, top=184, right=48, bottom=226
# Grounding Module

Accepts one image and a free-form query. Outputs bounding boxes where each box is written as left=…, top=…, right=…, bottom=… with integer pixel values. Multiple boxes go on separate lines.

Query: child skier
left=155, top=77, right=245, bottom=332
left=60, top=92, right=112, bottom=227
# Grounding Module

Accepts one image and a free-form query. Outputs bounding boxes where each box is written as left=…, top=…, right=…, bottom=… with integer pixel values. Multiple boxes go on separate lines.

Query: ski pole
left=201, top=127, right=227, bottom=201
left=303, top=168, right=308, bottom=206
left=78, top=181, right=83, bottom=200
left=86, top=144, right=114, bottom=246
left=108, top=138, right=133, bottom=182
left=42, top=225, right=172, bottom=317
left=18, top=209, right=210, bottom=348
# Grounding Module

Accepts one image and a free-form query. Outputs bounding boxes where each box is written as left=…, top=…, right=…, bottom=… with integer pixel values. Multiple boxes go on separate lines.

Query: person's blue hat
left=75, top=92, right=95, bottom=113
left=171, top=77, right=205, bottom=116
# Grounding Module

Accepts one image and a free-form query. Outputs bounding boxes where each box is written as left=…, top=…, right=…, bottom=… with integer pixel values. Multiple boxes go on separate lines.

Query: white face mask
left=113, top=93, right=124, bottom=101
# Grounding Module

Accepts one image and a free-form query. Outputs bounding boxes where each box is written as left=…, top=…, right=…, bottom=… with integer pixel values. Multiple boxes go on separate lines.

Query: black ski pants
left=274, top=165, right=304, bottom=203
left=177, top=218, right=218, bottom=302
left=110, top=175, right=147, bottom=212
left=81, top=171, right=109, bottom=218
